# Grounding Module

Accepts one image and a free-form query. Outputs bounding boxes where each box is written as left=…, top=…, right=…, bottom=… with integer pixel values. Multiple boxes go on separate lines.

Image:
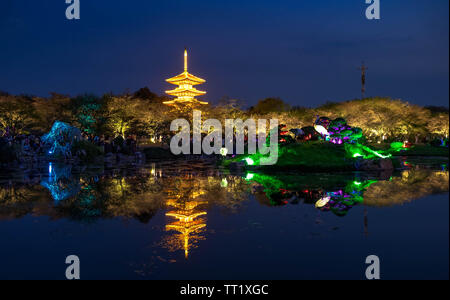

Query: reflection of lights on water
left=373, top=150, right=391, bottom=159
left=149, top=163, right=162, bottom=177
left=221, top=178, right=228, bottom=188
left=315, top=196, right=331, bottom=208
left=165, top=197, right=207, bottom=259
left=353, top=153, right=363, bottom=158
left=150, top=163, right=156, bottom=176
left=48, top=163, right=52, bottom=175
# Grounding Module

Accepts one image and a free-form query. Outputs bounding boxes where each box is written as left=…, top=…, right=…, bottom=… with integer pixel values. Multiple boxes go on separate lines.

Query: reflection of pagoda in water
left=163, top=49, right=207, bottom=106
left=164, top=180, right=207, bottom=258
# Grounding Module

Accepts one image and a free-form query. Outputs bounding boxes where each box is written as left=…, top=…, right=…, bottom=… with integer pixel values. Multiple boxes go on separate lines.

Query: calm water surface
left=0, top=159, right=448, bottom=279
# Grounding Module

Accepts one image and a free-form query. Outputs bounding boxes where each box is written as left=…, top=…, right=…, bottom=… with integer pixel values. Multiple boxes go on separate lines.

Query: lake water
left=0, top=159, right=448, bottom=279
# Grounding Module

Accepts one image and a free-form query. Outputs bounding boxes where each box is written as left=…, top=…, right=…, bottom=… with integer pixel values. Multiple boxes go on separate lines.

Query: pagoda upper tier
left=166, top=71, right=205, bottom=86
left=164, top=49, right=207, bottom=105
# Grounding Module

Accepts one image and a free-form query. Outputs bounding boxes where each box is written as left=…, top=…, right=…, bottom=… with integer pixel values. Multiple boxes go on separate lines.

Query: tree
left=207, top=97, right=247, bottom=124
left=0, top=95, right=37, bottom=135
left=250, top=97, right=291, bottom=115
left=133, top=87, right=163, bottom=103
left=70, top=94, right=104, bottom=135
left=103, top=95, right=171, bottom=138
left=104, top=96, right=136, bottom=137
left=426, top=112, right=449, bottom=138
left=33, top=93, right=72, bottom=132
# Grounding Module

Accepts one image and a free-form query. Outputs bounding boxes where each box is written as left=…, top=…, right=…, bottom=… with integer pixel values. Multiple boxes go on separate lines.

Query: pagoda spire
left=184, top=48, right=188, bottom=72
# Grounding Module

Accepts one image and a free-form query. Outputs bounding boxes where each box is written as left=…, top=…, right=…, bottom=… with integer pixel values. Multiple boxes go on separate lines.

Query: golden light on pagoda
left=163, top=49, right=208, bottom=106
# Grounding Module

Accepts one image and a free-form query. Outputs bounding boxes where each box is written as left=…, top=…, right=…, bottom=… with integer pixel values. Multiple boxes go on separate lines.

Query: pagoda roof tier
left=163, top=99, right=208, bottom=105
left=166, top=71, right=206, bottom=85
left=165, top=87, right=206, bottom=97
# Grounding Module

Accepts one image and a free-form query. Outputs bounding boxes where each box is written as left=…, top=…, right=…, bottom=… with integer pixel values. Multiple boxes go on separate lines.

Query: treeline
left=0, top=89, right=448, bottom=142
left=247, top=97, right=449, bottom=142
left=0, top=87, right=173, bottom=138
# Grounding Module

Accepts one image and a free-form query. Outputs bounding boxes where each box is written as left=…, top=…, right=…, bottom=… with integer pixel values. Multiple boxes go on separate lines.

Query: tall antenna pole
left=358, top=61, right=368, bottom=99
left=184, top=48, right=188, bottom=72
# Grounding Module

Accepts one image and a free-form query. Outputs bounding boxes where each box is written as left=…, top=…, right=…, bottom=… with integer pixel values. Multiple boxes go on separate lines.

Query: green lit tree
left=70, top=94, right=104, bottom=135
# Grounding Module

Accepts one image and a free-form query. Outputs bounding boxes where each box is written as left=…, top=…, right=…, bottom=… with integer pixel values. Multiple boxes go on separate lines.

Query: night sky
left=0, top=0, right=448, bottom=108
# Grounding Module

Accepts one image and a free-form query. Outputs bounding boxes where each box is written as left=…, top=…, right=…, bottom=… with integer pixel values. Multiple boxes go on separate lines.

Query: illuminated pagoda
left=163, top=49, right=207, bottom=106
left=164, top=181, right=207, bottom=258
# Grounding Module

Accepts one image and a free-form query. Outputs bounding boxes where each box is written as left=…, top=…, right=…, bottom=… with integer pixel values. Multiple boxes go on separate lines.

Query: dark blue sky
left=0, top=0, right=448, bottom=107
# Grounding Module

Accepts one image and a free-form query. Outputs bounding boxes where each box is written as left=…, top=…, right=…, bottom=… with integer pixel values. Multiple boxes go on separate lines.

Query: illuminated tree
left=70, top=94, right=104, bottom=135
left=0, top=95, right=37, bottom=135
left=206, top=97, right=247, bottom=126
left=104, top=94, right=171, bottom=138
left=104, top=95, right=135, bottom=137
left=426, top=110, right=449, bottom=138
left=33, top=93, right=72, bottom=131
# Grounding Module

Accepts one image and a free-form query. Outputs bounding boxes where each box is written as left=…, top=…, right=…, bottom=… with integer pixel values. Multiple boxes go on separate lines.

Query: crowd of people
left=0, top=128, right=45, bottom=158
left=105, top=135, right=138, bottom=155
left=80, top=133, right=138, bottom=155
